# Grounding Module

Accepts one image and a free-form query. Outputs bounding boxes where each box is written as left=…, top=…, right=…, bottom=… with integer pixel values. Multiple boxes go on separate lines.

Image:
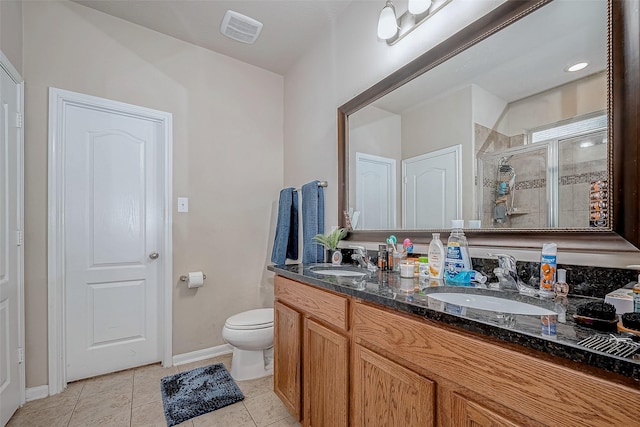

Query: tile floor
left=7, top=354, right=300, bottom=427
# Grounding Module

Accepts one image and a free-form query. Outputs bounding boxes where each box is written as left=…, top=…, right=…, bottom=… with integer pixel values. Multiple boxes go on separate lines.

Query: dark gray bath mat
left=160, top=363, right=244, bottom=426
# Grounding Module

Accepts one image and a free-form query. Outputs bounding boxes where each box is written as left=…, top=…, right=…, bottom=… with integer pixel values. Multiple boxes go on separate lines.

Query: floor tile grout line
left=243, top=401, right=259, bottom=427
left=66, top=381, right=85, bottom=427
left=129, top=370, right=135, bottom=427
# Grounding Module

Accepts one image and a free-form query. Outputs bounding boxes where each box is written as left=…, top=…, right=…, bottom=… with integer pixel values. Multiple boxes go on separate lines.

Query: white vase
left=330, top=250, right=342, bottom=266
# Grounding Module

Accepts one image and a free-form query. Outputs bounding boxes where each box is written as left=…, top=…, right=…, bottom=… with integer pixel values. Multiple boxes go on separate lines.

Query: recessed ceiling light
left=566, top=62, right=589, bottom=72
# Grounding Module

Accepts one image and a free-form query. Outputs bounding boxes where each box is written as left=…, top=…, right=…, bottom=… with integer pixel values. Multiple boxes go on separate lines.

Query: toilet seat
left=225, top=308, right=273, bottom=330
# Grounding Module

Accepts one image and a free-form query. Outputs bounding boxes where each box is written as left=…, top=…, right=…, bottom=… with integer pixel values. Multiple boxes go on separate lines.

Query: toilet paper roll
left=187, top=271, right=204, bottom=288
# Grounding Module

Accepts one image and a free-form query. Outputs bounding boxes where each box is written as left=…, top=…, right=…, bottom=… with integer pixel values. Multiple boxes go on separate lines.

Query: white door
left=403, top=145, right=461, bottom=229
left=355, top=152, right=396, bottom=230
left=61, top=93, right=166, bottom=382
left=0, top=56, right=23, bottom=426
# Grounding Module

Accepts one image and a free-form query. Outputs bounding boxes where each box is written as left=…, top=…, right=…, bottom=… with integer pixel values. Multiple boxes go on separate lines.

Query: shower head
left=498, top=156, right=514, bottom=173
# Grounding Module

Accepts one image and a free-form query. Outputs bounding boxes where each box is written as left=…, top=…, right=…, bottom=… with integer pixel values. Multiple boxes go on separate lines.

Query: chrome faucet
left=488, top=253, right=537, bottom=296
left=350, top=245, right=377, bottom=272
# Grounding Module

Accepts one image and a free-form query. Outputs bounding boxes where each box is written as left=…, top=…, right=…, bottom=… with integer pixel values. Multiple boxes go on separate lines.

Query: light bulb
left=377, top=1, right=398, bottom=40
left=408, top=0, right=432, bottom=15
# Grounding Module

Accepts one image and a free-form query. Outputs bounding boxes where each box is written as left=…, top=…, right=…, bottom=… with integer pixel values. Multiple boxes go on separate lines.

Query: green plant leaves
left=312, top=228, right=347, bottom=251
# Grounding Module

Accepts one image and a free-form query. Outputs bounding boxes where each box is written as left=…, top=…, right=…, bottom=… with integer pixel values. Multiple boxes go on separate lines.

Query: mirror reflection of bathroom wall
left=347, top=0, right=607, bottom=230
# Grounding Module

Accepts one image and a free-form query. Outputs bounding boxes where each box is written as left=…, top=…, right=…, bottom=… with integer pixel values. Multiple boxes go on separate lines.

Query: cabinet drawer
left=275, top=275, right=348, bottom=331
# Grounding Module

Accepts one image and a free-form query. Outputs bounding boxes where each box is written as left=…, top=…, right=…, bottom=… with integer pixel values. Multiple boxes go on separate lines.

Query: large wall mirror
left=338, top=0, right=640, bottom=252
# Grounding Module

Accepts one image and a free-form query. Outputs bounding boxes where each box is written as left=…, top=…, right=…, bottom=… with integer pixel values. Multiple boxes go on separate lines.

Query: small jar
left=400, top=260, right=415, bottom=278
left=393, top=251, right=406, bottom=272
left=418, top=257, right=429, bottom=277
left=633, top=284, right=640, bottom=313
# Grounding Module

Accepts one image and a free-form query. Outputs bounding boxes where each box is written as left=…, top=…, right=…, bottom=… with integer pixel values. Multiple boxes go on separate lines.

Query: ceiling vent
left=220, top=10, right=263, bottom=44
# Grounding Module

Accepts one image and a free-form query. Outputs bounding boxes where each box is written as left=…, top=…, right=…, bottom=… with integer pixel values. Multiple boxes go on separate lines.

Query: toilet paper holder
left=180, top=273, right=206, bottom=282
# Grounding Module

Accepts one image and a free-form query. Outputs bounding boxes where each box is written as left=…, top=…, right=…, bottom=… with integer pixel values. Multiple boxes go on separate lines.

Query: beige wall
left=23, top=1, right=283, bottom=388
left=349, top=108, right=402, bottom=226
left=283, top=0, right=506, bottom=230
left=497, top=72, right=607, bottom=137
left=0, top=0, right=23, bottom=73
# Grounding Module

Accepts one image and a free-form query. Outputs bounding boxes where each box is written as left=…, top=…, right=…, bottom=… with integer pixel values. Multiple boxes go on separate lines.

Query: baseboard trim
left=26, top=385, right=49, bottom=402
left=172, top=344, right=233, bottom=366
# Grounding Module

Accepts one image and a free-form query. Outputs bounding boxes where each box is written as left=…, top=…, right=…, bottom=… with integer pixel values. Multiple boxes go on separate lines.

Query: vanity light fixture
left=378, top=0, right=452, bottom=45
left=566, top=62, right=589, bottom=72
left=377, top=1, right=398, bottom=40
left=408, top=0, right=432, bottom=15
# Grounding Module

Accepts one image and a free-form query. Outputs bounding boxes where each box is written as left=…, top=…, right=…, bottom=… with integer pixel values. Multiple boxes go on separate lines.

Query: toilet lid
left=225, top=308, right=274, bottom=329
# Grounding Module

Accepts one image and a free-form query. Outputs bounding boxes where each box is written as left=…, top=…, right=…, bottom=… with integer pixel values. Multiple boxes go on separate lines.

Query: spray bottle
left=539, top=242, right=557, bottom=298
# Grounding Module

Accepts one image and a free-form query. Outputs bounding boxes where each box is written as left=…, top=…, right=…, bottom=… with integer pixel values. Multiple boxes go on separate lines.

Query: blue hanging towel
left=271, top=188, right=299, bottom=265
left=302, top=180, right=325, bottom=263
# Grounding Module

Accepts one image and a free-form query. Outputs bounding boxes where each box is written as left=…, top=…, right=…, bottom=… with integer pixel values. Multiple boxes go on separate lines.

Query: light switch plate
left=177, top=197, right=189, bottom=213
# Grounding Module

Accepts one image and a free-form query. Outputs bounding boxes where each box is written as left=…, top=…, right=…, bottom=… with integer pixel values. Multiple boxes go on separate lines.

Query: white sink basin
left=427, top=293, right=555, bottom=315
left=310, top=268, right=367, bottom=277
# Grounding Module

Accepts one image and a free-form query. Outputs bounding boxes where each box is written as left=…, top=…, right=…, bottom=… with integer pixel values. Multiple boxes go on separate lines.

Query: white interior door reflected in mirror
left=355, top=152, right=396, bottom=230
left=402, top=145, right=461, bottom=229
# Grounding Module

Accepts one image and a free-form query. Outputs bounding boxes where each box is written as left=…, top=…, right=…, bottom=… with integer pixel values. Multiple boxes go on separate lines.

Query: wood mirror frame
left=338, top=0, right=640, bottom=252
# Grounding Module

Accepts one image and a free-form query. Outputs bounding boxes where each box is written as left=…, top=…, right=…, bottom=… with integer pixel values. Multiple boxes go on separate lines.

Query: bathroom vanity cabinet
left=274, top=276, right=349, bottom=426
left=274, top=274, right=640, bottom=426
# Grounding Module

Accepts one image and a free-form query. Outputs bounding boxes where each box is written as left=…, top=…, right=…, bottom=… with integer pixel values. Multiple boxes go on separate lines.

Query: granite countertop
left=269, top=263, right=640, bottom=381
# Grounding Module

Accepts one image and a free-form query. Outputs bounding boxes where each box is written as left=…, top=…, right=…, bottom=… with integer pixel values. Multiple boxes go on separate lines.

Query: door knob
left=149, top=252, right=159, bottom=260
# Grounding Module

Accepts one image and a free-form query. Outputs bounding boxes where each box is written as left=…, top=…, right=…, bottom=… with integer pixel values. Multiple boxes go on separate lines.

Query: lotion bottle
left=427, top=233, right=445, bottom=280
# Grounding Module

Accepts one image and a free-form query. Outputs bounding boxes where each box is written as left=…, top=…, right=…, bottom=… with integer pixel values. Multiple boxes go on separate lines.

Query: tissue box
left=605, top=287, right=634, bottom=314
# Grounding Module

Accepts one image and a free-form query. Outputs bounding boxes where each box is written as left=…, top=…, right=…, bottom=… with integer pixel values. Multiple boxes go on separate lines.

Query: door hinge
left=16, top=229, right=23, bottom=246
left=18, top=348, right=24, bottom=364
left=16, top=112, right=23, bottom=128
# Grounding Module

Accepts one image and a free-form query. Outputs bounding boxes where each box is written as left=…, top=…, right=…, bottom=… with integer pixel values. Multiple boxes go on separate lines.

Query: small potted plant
left=312, top=228, right=348, bottom=265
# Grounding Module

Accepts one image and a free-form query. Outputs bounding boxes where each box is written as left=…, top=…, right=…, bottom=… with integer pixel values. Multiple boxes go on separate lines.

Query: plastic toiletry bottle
left=470, top=270, right=487, bottom=284
left=428, top=233, right=445, bottom=280
left=418, top=257, right=429, bottom=278
left=444, top=220, right=472, bottom=284
left=539, top=242, right=557, bottom=298
left=378, top=244, right=387, bottom=270
left=554, top=269, right=569, bottom=296
left=633, top=277, right=640, bottom=313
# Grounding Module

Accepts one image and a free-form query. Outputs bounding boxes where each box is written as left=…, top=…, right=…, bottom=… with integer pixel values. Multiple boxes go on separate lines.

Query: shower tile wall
left=558, top=135, right=608, bottom=228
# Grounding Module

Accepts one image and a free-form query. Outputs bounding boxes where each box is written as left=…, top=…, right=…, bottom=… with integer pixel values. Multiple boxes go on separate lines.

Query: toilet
left=222, top=308, right=274, bottom=381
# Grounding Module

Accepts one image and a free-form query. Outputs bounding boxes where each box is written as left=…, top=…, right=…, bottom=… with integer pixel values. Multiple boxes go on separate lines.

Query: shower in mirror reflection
left=477, top=113, right=608, bottom=229
left=493, top=157, right=516, bottom=224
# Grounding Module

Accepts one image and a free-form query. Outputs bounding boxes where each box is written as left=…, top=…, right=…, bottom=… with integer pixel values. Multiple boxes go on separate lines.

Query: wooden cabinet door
left=303, top=318, right=349, bottom=427
left=274, top=301, right=302, bottom=420
left=452, top=393, right=521, bottom=427
left=352, top=344, right=435, bottom=427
